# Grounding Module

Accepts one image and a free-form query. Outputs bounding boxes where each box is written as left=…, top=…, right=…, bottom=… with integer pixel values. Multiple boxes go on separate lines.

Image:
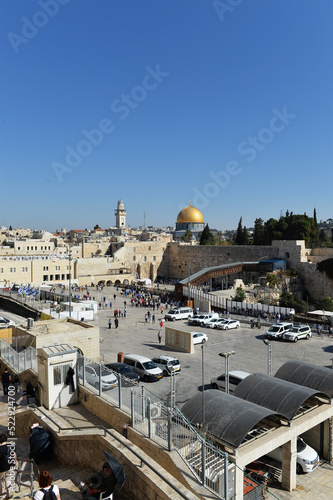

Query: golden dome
left=177, top=205, right=204, bottom=223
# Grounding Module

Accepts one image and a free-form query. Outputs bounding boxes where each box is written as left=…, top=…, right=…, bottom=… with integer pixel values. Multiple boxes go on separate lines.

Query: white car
left=205, top=318, right=222, bottom=328
left=190, top=332, right=208, bottom=344
left=266, top=437, right=319, bottom=474
left=210, top=370, right=250, bottom=392
left=0, top=316, right=15, bottom=328
left=282, top=325, right=312, bottom=342
left=81, top=364, right=118, bottom=390
left=217, top=319, right=240, bottom=330
left=151, top=356, right=181, bottom=376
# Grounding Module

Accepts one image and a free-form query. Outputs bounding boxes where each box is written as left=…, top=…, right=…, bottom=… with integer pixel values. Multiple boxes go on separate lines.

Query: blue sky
left=1, top=0, right=332, bottom=232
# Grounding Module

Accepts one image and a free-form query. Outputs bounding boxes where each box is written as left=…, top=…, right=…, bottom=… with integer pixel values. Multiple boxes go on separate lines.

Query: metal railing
left=15, top=458, right=39, bottom=498
left=0, top=339, right=37, bottom=373
left=27, top=405, right=195, bottom=500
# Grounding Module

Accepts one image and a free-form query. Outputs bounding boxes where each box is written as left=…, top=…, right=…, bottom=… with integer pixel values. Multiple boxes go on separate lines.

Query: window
left=53, top=366, right=62, bottom=385
left=18, top=247, right=20, bottom=250
left=144, top=256, right=147, bottom=262
left=133, top=256, right=136, bottom=261
left=0, top=269, right=3, bottom=273
left=153, top=256, right=156, bottom=261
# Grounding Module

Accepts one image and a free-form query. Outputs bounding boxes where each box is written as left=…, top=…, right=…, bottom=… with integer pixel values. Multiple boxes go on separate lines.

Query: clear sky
left=1, top=0, right=332, bottom=232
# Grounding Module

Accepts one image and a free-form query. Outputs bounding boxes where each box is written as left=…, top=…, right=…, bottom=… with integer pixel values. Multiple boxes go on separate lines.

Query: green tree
left=310, top=207, right=319, bottom=245
left=253, top=218, right=265, bottom=245
left=319, top=229, right=329, bottom=245
left=199, top=224, right=214, bottom=245
left=181, top=229, right=193, bottom=242
left=242, top=226, right=250, bottom=245
left=9, top=225, right=12, bottom=230
left=94, top=224, right=100, bottom=230
left=279, top=291, right=297, bottom=308
left=234, top=217, right=245, bottom=245
left=266, top=273, right=279, bottom=287
left=317, top=296, right=333, bottom=312
left=234, top=286, right=246, bottom=302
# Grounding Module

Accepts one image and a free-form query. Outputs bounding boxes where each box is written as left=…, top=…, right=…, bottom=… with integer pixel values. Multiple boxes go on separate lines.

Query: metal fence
left=183, top=286, right=294, bottom=316
left=77, top=355, right=136, bottom=414
left=130, top=388, right=236, bottom=498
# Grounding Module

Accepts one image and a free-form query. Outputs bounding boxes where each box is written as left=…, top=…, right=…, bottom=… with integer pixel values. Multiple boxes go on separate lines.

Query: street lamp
left=263, top=339, right=272, bottom=376
left=68, top=248, right=72, bottom=318
left=219, top=351, right=235, bottom=394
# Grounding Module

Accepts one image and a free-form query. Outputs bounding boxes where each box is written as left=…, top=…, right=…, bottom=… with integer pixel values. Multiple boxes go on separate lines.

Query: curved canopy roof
left=275, top=361, right=333, bottom=398
left=234, top=373, right=330, bottom=420
left=181, top=389, right=281, bottom=449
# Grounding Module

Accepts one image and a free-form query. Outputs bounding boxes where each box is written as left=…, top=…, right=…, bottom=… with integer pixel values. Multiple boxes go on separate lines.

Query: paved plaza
left=2, top=284, right=333, bottom=499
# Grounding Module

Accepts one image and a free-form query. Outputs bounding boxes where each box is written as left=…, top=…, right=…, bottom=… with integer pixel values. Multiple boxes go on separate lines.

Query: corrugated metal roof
left=234, top=373, right=329, bottom=420
left=275, top=361, right=333, bottom=398
left=181, top=389, right=281, bottom=449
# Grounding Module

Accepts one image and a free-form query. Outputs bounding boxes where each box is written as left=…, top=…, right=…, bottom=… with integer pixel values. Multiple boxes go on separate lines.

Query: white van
left=165, top=307, right=193, bottom=321
left=122, top=354, right=163, bottom=382
left=265, top=322, right=293, bottom=340
left=211, top=370, right=250, bottom=393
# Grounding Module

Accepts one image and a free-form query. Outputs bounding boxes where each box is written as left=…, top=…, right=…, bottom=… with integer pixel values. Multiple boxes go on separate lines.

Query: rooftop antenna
left=144, top=211, right=146, bottom=230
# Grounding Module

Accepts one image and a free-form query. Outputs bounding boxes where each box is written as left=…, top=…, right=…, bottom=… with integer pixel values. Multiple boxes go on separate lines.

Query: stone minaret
left=115, top=200, right=127, bottom=228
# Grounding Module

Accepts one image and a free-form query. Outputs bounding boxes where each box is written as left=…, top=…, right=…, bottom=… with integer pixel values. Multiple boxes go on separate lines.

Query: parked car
left=104, top=362, right=140, bottom=385
left=190, top=332, right=208, bottom=344
left=265, top=437, right=319, bottom=474
left=122, top=354, right=163, bottom=382
left=0, top=316, right=15, bottom=327
left=151, top=356, right=181, bottom=376
left=205, top=317, right=222, bottom=328
left=217, top=319, right=240, bottom=330
left=81, top=364, right=118, bottom=390
left=189, top=313, right=219, bottom=327
left=188, top=314, right=206, bottom=326
left=212, top=318, right=228, bottom=329
left=210, top=370, right=250, bottom=392
left=282, top=325, right=312, bottom=342
left=164, top=307, right=193, bottom=321
left=265, top=322, right=293, bottom=340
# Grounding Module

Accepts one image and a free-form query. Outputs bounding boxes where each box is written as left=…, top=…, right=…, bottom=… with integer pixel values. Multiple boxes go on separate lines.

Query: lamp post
left=201, top=344, right=205, bottom=428
left=263, top=339, right=272, bottom=375
left=219, top=351, right=235, bottom=394
left=68, top=248, right=72, bottom=318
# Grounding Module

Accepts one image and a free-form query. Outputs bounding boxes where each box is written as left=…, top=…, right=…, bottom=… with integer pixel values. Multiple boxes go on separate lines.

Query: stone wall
left=15, top=397, right=202, bottom=500
left=13, top=319, right=100, bottom=361
left=167, top=242, right=278, bottom=280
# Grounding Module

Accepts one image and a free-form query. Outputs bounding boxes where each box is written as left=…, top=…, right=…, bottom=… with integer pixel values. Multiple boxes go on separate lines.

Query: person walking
left=158, top=331, right=162, bottom=344
left=114, top=318, right=119, bottom=329
left=34, top=470, right=61, bottom=500
left=108, top=319, right=112, bottom=330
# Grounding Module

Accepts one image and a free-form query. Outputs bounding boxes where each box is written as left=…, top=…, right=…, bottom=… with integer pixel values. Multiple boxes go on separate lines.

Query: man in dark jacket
left=84, top=462, right=117, bottom=499
left=1, top=369, right=11, bottom=396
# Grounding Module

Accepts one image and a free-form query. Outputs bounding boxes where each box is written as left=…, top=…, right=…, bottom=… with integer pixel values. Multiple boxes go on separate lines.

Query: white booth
left=37, top=344, right=78, bottom=409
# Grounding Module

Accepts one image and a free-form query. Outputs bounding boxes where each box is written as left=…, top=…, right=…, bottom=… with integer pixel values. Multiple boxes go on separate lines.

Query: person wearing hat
left=82, top=462, right=116, bottom=500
